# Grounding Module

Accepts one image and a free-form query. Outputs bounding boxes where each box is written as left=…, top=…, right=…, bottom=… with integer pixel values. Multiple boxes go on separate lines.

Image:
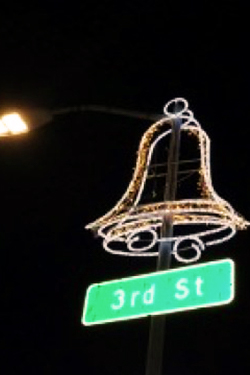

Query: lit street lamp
left=0, top=113, right=28, bottom=136
left=0, top=105, right=160, bottom=137
left=2, top=99, right=247, bottom=375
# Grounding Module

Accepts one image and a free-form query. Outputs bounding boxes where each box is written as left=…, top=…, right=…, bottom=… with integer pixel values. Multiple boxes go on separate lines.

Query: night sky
left=1, top=2, right=250, bottom=375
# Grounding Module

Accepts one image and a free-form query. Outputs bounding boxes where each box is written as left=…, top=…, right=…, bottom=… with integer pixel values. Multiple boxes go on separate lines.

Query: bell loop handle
left=172, top=236, right=205, bottom=263
left=163, top=98, right=189, bottom=117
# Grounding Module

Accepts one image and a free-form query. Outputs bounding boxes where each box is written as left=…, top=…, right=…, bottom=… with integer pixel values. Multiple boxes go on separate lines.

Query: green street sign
left=82, top=258, right=234, bottom=326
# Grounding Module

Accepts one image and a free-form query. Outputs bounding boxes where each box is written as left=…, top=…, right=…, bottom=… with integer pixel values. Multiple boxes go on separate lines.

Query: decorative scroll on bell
left=86, top=98, right=249, bottom=263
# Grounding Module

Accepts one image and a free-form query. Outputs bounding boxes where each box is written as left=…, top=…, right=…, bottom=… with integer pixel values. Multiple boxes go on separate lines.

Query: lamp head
left=0, top=108, right=53, bottom=137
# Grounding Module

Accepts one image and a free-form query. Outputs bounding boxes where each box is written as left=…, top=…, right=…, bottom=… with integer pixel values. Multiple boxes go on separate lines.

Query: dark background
left=0, top=2, right=249, bottom=374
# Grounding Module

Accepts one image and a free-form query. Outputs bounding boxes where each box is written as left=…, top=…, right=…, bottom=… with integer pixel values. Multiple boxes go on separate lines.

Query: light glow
left=86, top=98, right=249, bottom=263
left=0, top=120, right=8, bottom=135
left=0, top=113, right=28, bottom=136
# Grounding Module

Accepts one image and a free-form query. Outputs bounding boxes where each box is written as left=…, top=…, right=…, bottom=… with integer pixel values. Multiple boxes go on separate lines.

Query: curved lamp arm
left=0, top=105, right=162, bottom=137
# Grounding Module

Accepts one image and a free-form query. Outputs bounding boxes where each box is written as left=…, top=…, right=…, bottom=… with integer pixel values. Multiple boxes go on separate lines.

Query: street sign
left=82, top=258, right=234, bottom=326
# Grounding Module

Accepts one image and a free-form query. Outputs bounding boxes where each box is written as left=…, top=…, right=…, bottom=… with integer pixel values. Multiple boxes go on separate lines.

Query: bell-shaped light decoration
left=86, top=98, right=249, bottom=263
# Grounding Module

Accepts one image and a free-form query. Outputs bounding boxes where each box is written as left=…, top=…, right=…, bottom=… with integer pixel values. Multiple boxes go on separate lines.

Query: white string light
left=86, top=98, right=249, bottom=263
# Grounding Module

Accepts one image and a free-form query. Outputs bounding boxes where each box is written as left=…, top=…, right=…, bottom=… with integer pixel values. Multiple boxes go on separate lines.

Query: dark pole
left=145, top=111, right=182, bottom=375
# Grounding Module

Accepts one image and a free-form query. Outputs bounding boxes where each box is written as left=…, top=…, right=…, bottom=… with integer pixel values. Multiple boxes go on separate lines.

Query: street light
left=0, top=113, right=28, bottom=136
left=0, top=105, right=161, bottom=137
left=0, top=107, right=54, bottom=137
left=1, top=99, right=249, bottom=375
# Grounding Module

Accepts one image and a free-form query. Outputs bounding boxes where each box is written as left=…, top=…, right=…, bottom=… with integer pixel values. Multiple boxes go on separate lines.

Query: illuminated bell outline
left=86, top=98, right=249, bottom=263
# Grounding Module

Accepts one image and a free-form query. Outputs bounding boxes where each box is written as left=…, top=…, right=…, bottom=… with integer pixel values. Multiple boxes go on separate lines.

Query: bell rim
left=86, top=198, right=249, bottom=233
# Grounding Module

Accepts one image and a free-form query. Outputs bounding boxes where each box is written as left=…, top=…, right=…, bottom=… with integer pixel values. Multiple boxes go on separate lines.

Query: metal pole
left=145, top=112, right=182, bottom=375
